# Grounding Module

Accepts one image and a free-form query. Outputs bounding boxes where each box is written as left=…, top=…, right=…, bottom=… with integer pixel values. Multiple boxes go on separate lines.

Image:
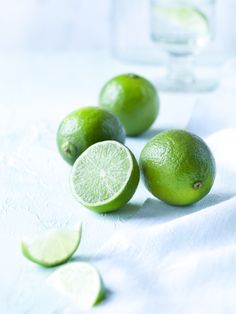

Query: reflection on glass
left=150, top=0, right=217, bottom=92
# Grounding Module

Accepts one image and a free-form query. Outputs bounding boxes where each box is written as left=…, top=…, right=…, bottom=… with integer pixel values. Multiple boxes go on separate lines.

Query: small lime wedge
left=154, top=5, right=209, bottom=35
left=48, top=262, right=105, bottom=309
left=21, top=224, right=82, bottom=267
left=70, top=140, right=140, bottom=213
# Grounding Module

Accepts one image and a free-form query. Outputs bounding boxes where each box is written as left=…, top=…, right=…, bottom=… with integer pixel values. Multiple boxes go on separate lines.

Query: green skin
left=99, top=73, right=160, bottom=136
left=93, top=276, right=106, bottom=305
left=140, top=129, right=216, bottom=206
left=57, top=107, right=126, bottom=165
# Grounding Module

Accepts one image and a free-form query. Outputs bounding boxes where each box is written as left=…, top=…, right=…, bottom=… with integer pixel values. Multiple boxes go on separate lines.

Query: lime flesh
left=21, top=224, right=82, bottom=267
left=48, top=262, right=105, bottom=309
left=154, top=5, right=209, bottom=36
left=70, top=140, right=140, bottom=213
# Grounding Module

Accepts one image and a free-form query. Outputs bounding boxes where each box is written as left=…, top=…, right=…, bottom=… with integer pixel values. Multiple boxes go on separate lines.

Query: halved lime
left=47, top=262, right=105, bottom=309
left=70, top=140, right=140, bottom=213
left=21, top=224, right=82, bottom=267
left=154, top=5, right=209, bottom=35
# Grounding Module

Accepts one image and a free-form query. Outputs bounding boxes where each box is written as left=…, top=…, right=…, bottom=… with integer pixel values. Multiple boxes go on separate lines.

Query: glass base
left=155, top=76, right=218, bottom=93
left=154, top=55, right=219, bottom=93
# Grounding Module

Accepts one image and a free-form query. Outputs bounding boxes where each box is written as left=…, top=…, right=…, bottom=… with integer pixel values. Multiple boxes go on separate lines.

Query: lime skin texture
left=57, top=107, right=126, bottom=165
left=99, top=73, right=160, bottom=136
left=140, top=129, right=216, bottom=206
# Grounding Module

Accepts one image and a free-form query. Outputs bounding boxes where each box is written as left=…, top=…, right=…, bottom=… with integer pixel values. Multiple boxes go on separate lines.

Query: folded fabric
left=11, top=95, right=235, bottom=314
left=85, top=99, right=236, bottom=314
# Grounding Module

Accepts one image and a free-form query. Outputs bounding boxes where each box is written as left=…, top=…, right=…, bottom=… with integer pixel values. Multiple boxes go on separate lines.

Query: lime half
left=48, top=262, right=105, bottom=309
left=21, top=224, right=82, bottom=267
left=154, top=5, right=209, bottom=36
left=70, top=140, right=140, bottom=213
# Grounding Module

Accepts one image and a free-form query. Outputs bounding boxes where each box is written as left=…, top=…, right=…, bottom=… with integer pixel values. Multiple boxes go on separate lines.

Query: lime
left=70, top=140, right=140, bottom=213
left=154, top=5, right=209, bottom=36
left=99, top=73, right=159, bottom=136
left=57, top=107, right=126, bottom=165
left=48, top=262, right=105, bottom=309
left=21, top=224, right=82, bottom=267
left=140, top=130, right=216, bottom=206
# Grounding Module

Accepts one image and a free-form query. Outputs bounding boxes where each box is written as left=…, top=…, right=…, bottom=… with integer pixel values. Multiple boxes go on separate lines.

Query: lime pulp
left=47, top=262, right=105, bottom=309
left=70, top=140, right=140, bottom=213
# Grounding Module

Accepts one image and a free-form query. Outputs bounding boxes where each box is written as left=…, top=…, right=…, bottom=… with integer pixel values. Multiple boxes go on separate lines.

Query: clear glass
left=110, top=0, right=166, bottom=64
left=150, top=0, right=217, bottom=92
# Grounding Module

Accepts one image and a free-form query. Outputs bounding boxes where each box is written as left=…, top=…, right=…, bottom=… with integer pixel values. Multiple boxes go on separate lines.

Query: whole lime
left=57, top=107, right=126, bottom=165
left=99, top=73, right=159, bottom=136
left=140, top=129, right=216, bottom=206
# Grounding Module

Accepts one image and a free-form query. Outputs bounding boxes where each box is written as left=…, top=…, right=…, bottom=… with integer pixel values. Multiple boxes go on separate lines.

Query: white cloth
left=91, top=161, right=236, bottom=312
left=3, top=96, right=236, bottom=314
left=88, top=93, right=236, bottom=314
left=32, top=89, right=236, bottom=314
left=1, top=53, right=236, bottom=314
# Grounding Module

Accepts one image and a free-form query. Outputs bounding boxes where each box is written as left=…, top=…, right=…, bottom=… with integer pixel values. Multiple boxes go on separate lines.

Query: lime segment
left=48, top=262, right=105, bottom=309
left=70, top=140, right=140, bottom=213
left=154, top=6, right=209, bottom=35
left=21, top=224, right=82, bottom=267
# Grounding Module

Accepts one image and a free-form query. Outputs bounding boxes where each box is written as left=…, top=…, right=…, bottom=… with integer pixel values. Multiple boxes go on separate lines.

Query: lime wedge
left=70, top=140, right=140, bottom=213
left=21, top=224, right=82, bottom=267
left=154, top=6, right=209, bottom=35
left=48, top=262, right=105, bottom=309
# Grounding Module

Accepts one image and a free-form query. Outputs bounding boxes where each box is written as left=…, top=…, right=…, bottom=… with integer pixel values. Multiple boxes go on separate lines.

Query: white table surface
left=0, top=51, right=235, bottom=314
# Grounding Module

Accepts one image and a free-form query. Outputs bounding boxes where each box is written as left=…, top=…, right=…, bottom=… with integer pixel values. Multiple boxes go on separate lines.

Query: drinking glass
left=150, top=0, right=216, bottom=92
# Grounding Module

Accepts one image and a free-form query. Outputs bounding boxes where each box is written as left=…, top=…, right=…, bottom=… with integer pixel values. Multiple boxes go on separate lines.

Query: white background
left=1, top=1, right=236, bottom=313
left=0, top=0, right=110, bottom=51
left=0, top=0, right=235, bottom=55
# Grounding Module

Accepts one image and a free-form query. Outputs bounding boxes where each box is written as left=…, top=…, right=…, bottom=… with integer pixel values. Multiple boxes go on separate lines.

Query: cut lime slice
left=48, top=262, right=105, bottom=309
left=154, top=6, right=209, bottom=35
left=21, top=224, right=82, bottom=267
left=70, top=140, right=140, bottom=213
